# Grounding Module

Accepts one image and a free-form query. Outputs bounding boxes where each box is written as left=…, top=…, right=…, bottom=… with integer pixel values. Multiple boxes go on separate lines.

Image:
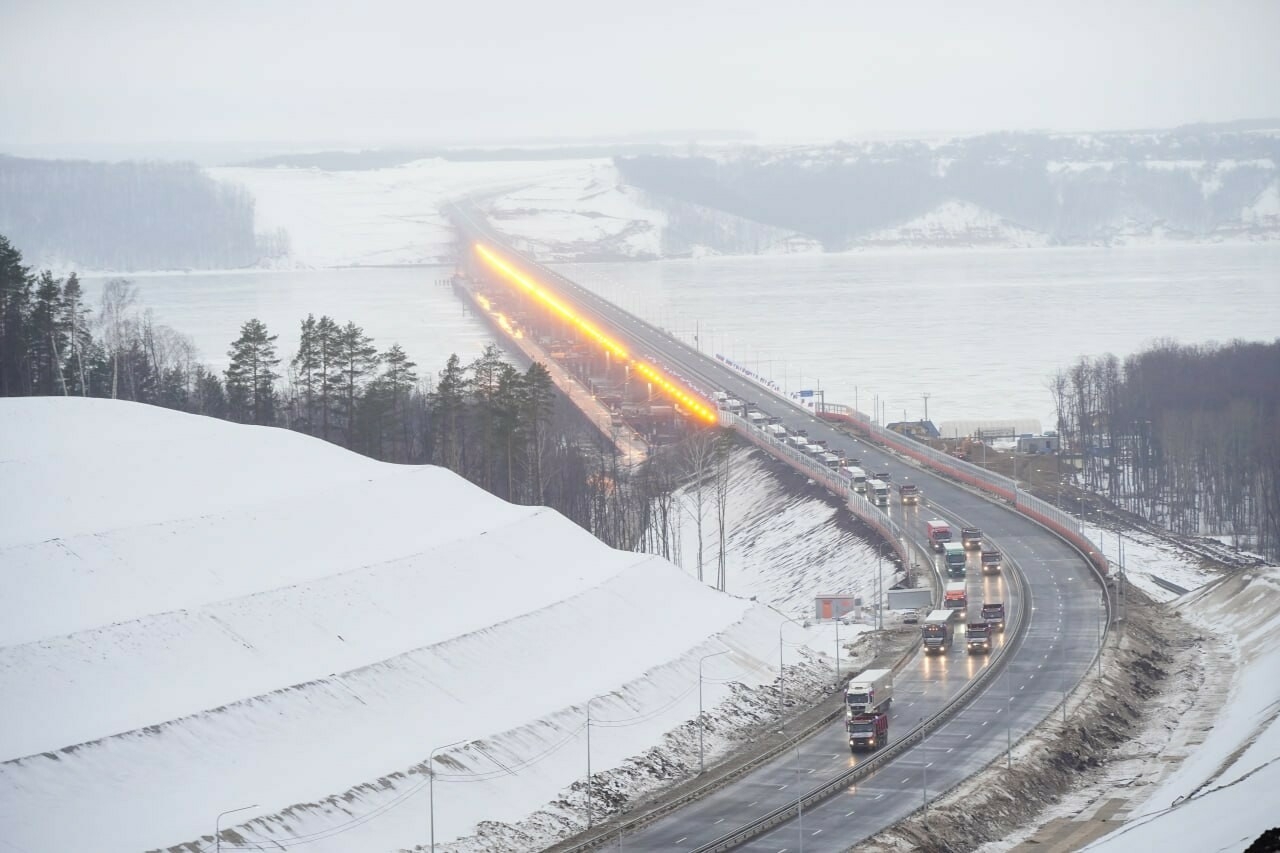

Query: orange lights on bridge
left=474, top=242, right=719, bottom=425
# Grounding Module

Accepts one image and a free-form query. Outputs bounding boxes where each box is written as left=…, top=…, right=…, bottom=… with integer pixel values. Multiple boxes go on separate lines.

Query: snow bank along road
left=454, top=211, right=1107, bottom=851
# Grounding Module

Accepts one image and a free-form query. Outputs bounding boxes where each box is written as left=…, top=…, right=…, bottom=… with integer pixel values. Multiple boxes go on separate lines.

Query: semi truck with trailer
left=981, top=548, right=1003, bottom=575
left=922, top=610, right=954, bottom=653
left=943, top=542, right=967, bottom=577
left=897, top=482, right=920, bottom=505
left=926, top=519, right=952, bottom=551
left=847, top=712, right=889, bottom=752
left=848, top=467, right=868, bottom=493
left=966, top=621, right=993, bottom=654
left=961, top=526, right=984, bottom=550
left=944, top=581, right=968, bottom=611
left=982, top=601, right=1006, bottom=631
left=844, top=668, right=894, bottom=717
left=868, top=478, right=891, bottom=506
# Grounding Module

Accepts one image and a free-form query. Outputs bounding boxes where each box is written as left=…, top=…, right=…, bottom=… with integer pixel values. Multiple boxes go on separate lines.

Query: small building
left=886, top=420, right=940, bottom=440
left=1017, top=434, right=1061, bottom=454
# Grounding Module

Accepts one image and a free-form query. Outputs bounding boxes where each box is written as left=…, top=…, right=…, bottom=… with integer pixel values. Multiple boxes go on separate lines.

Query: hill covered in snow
left=0, top=398, right=809, bottom=853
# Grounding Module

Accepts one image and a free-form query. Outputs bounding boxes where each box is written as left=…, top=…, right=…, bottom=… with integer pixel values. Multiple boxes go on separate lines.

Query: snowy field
left=0, top=398, right=829, bottom=853
left=211, top=158, right=666, bottom=268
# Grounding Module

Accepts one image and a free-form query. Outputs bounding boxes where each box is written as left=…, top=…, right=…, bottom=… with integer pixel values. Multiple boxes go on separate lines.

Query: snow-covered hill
left=1085, top=567, right=1280, bottom=852
left=0, top=398, right=811, bottom=853
left=854, top=200, right=1049, bottom=249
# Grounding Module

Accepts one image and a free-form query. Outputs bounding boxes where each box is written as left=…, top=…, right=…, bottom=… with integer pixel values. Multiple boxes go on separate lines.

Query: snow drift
left=0, top=398, right=799, bottom=852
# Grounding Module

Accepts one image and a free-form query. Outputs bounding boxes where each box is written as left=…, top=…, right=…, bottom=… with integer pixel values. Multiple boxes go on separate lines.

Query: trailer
left=944, top=581, right=968, bottom=611
left=943, top=542, right=967, bottom=577
left=925, top=519, right=951, bottom=551
left=844, top=668, right=894, bottom=717
left=922, top=610, right=954, bottom=654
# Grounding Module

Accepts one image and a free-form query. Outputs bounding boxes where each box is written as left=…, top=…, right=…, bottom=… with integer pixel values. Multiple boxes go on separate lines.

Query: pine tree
left=0, top=235, right=33, bottom=396
left=29, top=271, right=68, bottom=395
left=433, top=354, right=467, bottom=472
left=336, top=321, right=379, bottom=445
left=291, top=314, right=319, bottom=432
left=225, top=318, right=281, bottom=425
left=315, top=315, right=340, bottom=439
left=381, top=344, right=418, bottom=461
left=60, top=273, right=93, bottom=395
left=522, top=362, right=555, bottom=504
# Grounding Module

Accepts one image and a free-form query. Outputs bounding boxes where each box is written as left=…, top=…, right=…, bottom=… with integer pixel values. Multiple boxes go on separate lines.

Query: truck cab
left=922, top=610, right=953, bottom=654
left=966, top=622, right=993, bottom=654
left=867, top=478, right=891, bottom=507
left=961, top=526, right=983, bottom=550
left=897, top=482, right=920, bottom=505
left=847, top=712, right=889, bottom=752
left=943, top=542, right=967, bottom=577
left=926, top=519, right=951, bottom=552
left=981, top=548, right=1002, bottom=575
left=944, top=581, right=968, bottom=611
left=981, top=602, right=1006, bottom=631
left=844, top=668, right=893, bottom=717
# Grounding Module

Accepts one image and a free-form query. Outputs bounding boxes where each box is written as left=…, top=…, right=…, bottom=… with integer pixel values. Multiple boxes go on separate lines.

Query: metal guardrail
left=818, top=406, right=1110, bottom=580
left=689, top=511, right=1032, bottom=851
left=450, top=209, right=1107, bottom=852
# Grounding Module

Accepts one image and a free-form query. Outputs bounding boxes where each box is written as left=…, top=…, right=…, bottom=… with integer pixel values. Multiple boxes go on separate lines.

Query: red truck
left=926, top=519, right=951, bottom=552
left=847, top=712, right=889, bottom=752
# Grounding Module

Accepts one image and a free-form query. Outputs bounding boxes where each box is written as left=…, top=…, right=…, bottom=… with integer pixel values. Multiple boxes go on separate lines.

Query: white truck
left=844, top=668, right=894, bottom=717
left=847, top=466, right=868, bottom=493
left=867, top=478, right=891, bottom=507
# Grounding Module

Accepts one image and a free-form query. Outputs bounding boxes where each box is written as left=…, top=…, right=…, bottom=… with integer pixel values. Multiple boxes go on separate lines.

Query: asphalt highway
left=456, top=216, right=1104, bottom=851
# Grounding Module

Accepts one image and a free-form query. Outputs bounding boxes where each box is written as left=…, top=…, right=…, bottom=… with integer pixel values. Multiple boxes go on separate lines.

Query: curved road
left=454, top=213, right=1104, bottom=851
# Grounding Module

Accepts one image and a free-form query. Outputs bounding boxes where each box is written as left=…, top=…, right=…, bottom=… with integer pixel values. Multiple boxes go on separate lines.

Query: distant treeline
left=0, top=234, right=714, bottom=556
left=0, top=155, right=288, bottom=270
left=234, top=144, right=681, bottom=171
left=1049, top=340, right=1280, bottom=559
left=617, top=126, right=1280, bottom=248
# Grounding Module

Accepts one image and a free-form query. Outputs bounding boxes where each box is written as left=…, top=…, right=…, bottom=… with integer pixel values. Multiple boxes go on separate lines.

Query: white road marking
left=715, top=818, right=725, bottom=824
left=676, top=838, right=687, bottom=844
left=812, top=830, right=823, bottom=836
left=846, top=810, right=856, bottom=817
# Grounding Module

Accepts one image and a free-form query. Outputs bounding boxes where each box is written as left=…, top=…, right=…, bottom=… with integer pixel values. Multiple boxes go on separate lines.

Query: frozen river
left=561, top=243, right=1280, bottom=428
left=84, top=244, right=1278, bottom=428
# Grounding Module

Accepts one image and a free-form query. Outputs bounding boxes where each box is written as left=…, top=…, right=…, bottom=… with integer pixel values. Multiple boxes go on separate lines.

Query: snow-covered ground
left=969, top=517, right=1278, bottom=853
left=211, top=157, right=604, bottom=267
left=854, top=201, right=1050, bottom=249
left=0, top=398, right=829, bottom=853
left=1084, top=567, right=1280, bottom=852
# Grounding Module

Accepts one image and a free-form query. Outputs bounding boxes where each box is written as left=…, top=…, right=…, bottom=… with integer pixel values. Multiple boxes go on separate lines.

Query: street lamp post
left=586, top=697, right=593, bottom=828
left=699, top=650, right=730, bottom=773
left=430, top=739, right=467, bottom=853
left=876, top=542, right=894, bottom=631
left=215, top=804, right=258, bottom=853
left=777, top=617, right=803, bottom=720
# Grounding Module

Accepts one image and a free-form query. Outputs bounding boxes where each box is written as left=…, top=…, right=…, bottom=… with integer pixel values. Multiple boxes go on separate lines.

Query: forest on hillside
left=0, top=234, right=723, bottom=562
left=617, top=125, right=1280, bottom=248
left=0, top=156, right=288, bottom=270
left=1049, top=340, right=1280, bottom=560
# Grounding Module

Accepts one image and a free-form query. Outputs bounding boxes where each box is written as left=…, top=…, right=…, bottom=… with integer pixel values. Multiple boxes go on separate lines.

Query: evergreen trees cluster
left=1, top=234, right=703, bottom=553
left=1049, top=339, right=1280, bottom=559
left=0, top=156, right=288, bottom=270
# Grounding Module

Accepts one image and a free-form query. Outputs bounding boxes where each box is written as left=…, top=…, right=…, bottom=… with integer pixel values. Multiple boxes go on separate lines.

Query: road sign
left=798, top=389, right=814, bottom=398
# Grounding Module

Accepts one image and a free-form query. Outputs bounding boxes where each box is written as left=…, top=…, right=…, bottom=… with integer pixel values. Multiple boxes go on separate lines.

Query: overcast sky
left=3, top=0, right=1279, bottom=157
